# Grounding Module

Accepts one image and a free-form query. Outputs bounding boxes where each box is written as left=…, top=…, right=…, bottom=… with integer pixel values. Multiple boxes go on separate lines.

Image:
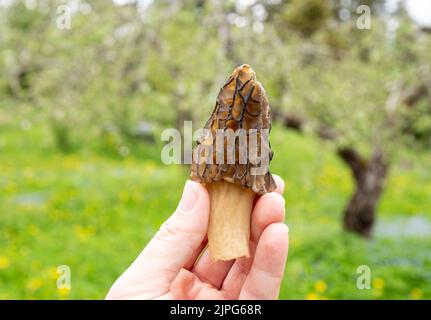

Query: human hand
left=106, top=175, right=288, bottom=300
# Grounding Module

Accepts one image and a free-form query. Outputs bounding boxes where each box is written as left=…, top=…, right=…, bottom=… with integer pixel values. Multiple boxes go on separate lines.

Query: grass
left=0, top=122, right=430, bottom=300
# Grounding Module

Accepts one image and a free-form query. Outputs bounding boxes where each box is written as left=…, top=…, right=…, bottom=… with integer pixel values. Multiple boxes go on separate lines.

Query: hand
left=106, top=175, right=289, bottom=300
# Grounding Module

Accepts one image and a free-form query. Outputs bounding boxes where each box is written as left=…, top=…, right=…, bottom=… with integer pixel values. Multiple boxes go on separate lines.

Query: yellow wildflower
left=410, top=288, right=423, bottom=300
left=58, top=287, right=71, bottom=297
left=305, top=292, right=319, bottom=300
left=73, top=225, right=96, bottom=242
left=314, top=280, right=327, bottom=293
left=27, top=278, right=44, bottom=291
left=47, top=267, right=59, bottom=280
left=0, top=256, right=10, bottom=269
left=373, top=277, right=385, bottom=290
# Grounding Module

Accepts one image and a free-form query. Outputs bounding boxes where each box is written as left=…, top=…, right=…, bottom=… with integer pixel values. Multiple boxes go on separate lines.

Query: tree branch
left=337, top=147, right=367, bottom=183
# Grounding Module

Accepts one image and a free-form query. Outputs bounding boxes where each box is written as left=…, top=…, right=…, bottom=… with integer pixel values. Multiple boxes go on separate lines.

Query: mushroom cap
left=190, top=64, right=276, bottom=195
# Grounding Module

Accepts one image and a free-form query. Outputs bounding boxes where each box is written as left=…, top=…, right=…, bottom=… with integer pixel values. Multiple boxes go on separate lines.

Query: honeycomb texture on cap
left=190, top=64, right=276, bottom=195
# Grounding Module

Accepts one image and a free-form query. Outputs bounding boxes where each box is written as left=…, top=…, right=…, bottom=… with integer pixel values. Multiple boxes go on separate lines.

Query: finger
left=251, top=192, right=285, bottom=242
left=272, top=174, right=285, bottom=195
left=191, top=247, right=235, bottom=289
left=184, top=236, right=207, bottom=270
left=192, top=175, right=285, bottom=289
left=127, top=181, right=210, bottom=284
left=239, top=223, right=289, bottom=300
left=253, top=174, right=284, bottom=205
left=221, top=193, right=285, bottom=298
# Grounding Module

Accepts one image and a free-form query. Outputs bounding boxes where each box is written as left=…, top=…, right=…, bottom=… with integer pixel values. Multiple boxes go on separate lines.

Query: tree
left=260, top=2, right=431, bottom=237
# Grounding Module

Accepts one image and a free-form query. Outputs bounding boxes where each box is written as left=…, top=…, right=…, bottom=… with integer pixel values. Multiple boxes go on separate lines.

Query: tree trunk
left=338, top=147, right=388, bottom=238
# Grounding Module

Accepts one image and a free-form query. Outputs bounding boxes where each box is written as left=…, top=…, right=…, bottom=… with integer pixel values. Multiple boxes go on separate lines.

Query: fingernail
left=178, top=180, right=199, bottom=212
left=269, top=192, right=285, bottom=207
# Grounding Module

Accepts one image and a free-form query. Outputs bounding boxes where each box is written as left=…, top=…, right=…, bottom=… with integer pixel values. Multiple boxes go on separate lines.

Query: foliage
left=0, top=123, right=430, bottom=299
left=1, top=0, right=429, bottom=153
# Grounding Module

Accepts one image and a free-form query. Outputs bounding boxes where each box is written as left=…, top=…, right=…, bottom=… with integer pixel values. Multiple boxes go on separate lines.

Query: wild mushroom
left=191, top=64, right=276, bottom=261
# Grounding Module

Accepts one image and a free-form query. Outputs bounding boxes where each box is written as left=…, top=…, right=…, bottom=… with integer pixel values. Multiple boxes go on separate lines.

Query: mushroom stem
left=207, top=181, right=255, bottom=261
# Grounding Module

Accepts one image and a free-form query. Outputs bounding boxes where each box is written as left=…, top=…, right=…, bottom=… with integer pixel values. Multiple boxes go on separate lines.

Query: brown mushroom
left=191, top=64, right=276, bottom=261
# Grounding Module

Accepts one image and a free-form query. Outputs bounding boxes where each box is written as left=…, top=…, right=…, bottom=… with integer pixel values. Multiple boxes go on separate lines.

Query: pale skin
left=106, top=175, right=288, bottom=300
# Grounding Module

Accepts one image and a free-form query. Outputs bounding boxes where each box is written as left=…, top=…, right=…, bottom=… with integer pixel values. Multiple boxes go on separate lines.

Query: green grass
left=0, top=123, right=430, bottom=299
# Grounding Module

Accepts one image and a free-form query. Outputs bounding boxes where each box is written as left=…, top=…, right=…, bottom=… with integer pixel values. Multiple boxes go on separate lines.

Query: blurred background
left=0, top=0, right=430, bottom=299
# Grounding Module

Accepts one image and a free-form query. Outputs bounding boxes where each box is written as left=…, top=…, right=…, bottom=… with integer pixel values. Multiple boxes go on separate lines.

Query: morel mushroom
left=191, top=64, right=276, bottom=261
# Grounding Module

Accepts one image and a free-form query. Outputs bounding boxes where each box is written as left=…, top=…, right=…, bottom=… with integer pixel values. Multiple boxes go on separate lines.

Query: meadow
left=1, top=120, right=430, bottom=300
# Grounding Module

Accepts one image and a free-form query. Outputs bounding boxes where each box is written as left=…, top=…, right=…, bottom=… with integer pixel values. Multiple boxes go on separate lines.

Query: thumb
left=131, top=180, right=210, bottom=284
